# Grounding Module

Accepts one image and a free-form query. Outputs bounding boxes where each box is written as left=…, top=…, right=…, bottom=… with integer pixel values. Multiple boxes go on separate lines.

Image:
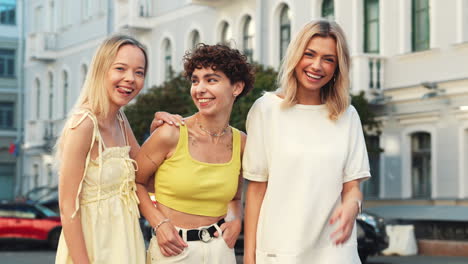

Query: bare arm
left=58, top=117, right=94, bottom=264
left=329, top=179, right=363, bottom=245
left=244, top=180, right=267, bottom=264
left=135, top=125, right=187, bottom=256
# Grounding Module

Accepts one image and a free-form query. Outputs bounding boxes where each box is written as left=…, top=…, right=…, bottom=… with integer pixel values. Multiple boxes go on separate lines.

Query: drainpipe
left=15, top=0, right=26, bottom=197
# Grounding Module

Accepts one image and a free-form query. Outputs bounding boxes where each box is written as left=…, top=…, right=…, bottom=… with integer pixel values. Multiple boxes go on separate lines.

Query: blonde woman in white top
left=243, top=20, right=371, bottom=264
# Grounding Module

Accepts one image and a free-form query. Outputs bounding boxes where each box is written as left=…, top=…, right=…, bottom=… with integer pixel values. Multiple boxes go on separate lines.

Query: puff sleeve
left=243, top=99, right=269, bottom=182
left=343, top=106, right=371, bottom=183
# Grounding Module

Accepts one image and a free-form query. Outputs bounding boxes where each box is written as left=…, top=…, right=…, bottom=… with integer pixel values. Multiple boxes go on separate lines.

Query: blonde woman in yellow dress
left=55, top=35, right=148, bottom=264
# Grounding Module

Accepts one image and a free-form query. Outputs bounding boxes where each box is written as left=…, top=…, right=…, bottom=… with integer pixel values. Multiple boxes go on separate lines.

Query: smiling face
left=106, top=44, right=146, bottom=110
left=190, top=67, right=243, bottom=116
left=294, top=36, right=338, bottom=104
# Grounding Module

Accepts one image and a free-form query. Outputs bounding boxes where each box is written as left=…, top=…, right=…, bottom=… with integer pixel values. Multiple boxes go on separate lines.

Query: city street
left=1, top=242, right=468, bottom=264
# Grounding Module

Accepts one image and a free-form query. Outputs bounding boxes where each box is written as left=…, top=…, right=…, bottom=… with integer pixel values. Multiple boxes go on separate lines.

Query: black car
left=356, top=211, right=389, bottom=262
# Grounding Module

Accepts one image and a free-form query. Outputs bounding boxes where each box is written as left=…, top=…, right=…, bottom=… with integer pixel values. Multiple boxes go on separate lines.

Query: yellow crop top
left=154, top=125, right=241, bottom=217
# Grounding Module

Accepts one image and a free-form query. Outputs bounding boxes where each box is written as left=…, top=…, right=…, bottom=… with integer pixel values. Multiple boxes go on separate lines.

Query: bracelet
left=153, top=218, right=170, bottom=234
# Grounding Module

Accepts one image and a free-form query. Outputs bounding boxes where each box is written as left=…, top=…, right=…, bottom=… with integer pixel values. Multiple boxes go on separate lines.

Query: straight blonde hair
left=277, top=20, right=350, bottom=120
left=55, top=34, right=147, bottom=163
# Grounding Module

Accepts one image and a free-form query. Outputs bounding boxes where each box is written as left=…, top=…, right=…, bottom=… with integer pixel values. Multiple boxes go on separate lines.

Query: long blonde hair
left=277, top=20, right=350, bottom=120
left=55, top=35, right=147, bottom=163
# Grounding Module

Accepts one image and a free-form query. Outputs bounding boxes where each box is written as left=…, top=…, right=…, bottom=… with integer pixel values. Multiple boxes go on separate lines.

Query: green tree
left=350, top=91, right=382, bottom=154
left=230, top=64, right=277, bottom=131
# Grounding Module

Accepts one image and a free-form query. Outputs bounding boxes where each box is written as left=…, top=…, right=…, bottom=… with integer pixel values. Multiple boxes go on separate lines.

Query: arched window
left=411, top=132, right=431, bottom=198
left=33, top=164, right=39, bottom=189
left=322, top=0, right=334, bottom=20
left=279, top=5, right=291, bottom=60
left=190, top=30, right=200, bottom=50
left=35, top=78, right=41, bottom=119
left=412, top=0, right=430, bottom=51
left=81, top=64, right=88, bottom=85
left=48, top=72, right=53, bottom=120
left=62, top=70, right=68, bottom=117
left=220, top=21, right=232, bottom=46
left=243, top=15, right=254, bottom=62
left=163, top=39, right=172, bottom=80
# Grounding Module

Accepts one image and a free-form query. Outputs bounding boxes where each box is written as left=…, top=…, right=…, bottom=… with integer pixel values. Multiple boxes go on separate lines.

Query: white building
left=20, top=0, right=468, bottom=205
left=0, top=0, right=22, bottom=200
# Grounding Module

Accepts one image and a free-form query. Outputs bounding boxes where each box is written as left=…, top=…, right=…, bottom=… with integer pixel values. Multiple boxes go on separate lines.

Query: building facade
left=0, top=0, right=21, bottom=200
left=20, top=0, right=468, bottom=205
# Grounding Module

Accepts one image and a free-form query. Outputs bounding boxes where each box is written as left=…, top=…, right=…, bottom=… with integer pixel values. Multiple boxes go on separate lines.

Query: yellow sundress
left=55, top=110, right=145, bottom=264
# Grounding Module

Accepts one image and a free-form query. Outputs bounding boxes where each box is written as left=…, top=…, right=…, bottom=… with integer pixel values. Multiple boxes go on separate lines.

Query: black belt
left=179, top=219, right=225, bottom=242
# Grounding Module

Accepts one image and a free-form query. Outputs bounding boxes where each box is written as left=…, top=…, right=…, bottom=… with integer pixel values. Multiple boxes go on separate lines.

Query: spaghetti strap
left=232, top=127, right=241, bottom=159
left=69, top=110, right=105, bottom=218
left=118, top=110, right=130, bottom=146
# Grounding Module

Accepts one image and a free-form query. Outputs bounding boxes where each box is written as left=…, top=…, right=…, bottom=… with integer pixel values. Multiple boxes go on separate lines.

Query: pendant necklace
left=196, top=117, right=229, bottom=143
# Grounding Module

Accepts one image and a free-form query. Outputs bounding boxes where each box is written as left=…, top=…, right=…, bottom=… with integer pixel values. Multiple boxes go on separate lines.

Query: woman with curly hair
left=135, top=44, right=255, bottom=263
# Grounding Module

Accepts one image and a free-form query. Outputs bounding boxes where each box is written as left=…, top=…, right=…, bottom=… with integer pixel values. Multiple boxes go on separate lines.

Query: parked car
left=0, top=202, right=62, bottom=249
left=25, top=186, right=59, bottom=214
left=356, top=211, right=389, bottom=263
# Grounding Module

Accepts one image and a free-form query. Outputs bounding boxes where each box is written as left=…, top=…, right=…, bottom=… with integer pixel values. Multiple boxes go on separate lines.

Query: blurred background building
left=0, top=0, right=22, bottom=200
left=11, top=0, right=468, bottom=207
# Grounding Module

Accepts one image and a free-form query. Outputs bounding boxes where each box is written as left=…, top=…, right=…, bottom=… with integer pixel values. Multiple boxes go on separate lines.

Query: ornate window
left=163, top=39, right=172, bottom=80
left=48, top=72, right=54, bottom=120
left=279, top=5, right=291, bottom=60
left=62, top=70, right=68, bottom=117
left=322, top=0, right=334, bottom=20
left=35, top=78, right=41, bottom=119
left=190, top=30, right=200, bottom=50
left=243, top=16, right=254, bottom=62
left=411, top=132, right=431, bottom=198
left=220, top=21, right=232, bottom=46
left=364, top=0, right=379, bottom=53
left=412, top=0, right=430, bottom=51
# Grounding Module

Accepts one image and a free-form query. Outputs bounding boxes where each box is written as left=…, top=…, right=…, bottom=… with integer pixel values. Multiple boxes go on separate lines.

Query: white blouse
left=243, top=92, right=371, bottom=264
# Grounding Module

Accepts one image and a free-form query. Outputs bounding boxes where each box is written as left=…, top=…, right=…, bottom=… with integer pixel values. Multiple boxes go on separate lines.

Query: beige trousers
left=147, top=223, right=236, bottom=264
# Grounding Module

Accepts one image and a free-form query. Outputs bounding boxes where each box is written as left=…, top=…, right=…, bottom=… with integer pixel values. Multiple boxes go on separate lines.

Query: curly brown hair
left=183, top=44, right=255, bottom=101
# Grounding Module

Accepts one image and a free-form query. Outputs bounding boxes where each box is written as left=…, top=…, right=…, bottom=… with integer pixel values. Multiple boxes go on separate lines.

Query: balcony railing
left=189, top=0, right=228, bottom=7
left=25, top=120, right=47, bottom=149
left=352, top=54, right=388, bottom=103
left=24, top=119, right=65, bottom=152
left=27, top=32, right=58, bottom=62
left=115, top=0, right=154, bottom=30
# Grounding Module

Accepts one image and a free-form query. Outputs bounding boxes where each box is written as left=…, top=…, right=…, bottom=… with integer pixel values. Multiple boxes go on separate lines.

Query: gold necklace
left=196, top=117, right=229, bottom=137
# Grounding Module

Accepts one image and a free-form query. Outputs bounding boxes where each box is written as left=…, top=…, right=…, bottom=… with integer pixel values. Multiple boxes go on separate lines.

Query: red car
left=0, top=202, right=62, bottom=248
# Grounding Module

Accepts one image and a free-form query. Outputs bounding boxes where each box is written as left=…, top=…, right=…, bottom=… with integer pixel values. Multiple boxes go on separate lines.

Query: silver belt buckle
left=198, top=228, right=213, bottom=243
